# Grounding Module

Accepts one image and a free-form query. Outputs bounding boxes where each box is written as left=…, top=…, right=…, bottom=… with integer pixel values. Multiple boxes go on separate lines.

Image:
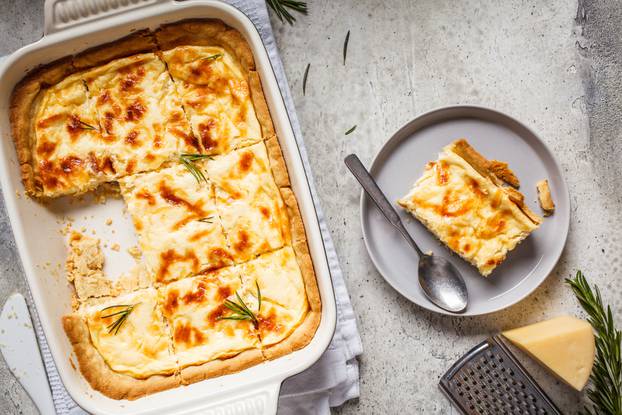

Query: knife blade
left=0, top=293, right=56, bottom=414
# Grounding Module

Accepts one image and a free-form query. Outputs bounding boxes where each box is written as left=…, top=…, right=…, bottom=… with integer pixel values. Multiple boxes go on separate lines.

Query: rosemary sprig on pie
left=179, top=153, right=212, bottom=184
left=218, top=281, right=262, bottom=328
left=100, top=303, right=139, bottom=335
left=77, top=119, right=99, bottom=131
left=200, top=53, right=223, bottom=62
left=567, top=271, right=622, bottom=415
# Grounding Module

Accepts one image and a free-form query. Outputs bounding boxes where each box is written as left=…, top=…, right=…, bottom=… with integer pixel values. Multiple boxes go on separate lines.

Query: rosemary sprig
left=345, top=125, right=357, bottom=135
left=180, top=153, right=213, bottom=161
left=179, top=153, right=212, bottom=184
left=343, top=30, right=351, bottom=65
left=100, top=303, right=139, bottom=335
left=302, top=63, right=310, bottom=96
left=218, top=282, right=262, bottom=328
left=200, top=53, right=223, bottom=62
left=198, top=216, right=214, bottom=224
left=78, top=120, right=98, bottom=131
left=566, top=271, right=622, bottom=415
left=266, top=0, right=307, bottom=25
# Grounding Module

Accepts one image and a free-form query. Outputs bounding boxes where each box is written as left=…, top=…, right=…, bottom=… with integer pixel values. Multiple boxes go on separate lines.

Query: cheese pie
left=11, top=20, right=321, bottom=400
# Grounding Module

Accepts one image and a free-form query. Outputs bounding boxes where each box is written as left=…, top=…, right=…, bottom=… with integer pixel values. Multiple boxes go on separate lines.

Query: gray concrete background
left=1, top=0, right=621, bottom=413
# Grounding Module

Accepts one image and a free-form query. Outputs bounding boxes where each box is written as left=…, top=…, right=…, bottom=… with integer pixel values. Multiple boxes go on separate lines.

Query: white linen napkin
left=2, top=1, right=362, bottom=414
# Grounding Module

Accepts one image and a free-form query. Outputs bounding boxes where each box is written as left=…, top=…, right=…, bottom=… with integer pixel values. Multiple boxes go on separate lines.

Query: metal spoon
left=345, top=154, right=468, bottom=313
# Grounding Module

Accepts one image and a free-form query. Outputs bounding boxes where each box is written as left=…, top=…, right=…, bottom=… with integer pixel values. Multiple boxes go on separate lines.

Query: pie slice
left=156, top=20, right=273, bottom=155
left=398, top=139, right=542, bottom=276
left=159, top=46, right=262, bottom=155
left=11, top=51, right=199, bottom=198
left=82, top=52, right=199, bottom=175
left=204, top=142, right=290, bottom=263
left=238, top=246, right=309, bottom=347
left=63, top=288, right=181, bottom=400
left=19, top=71, right=116, bottom=197
left=119, top=163, right=233, bottom=284
left=158, top=265, right=260, bottom=370
left=78, top=288, right=177, bottom=378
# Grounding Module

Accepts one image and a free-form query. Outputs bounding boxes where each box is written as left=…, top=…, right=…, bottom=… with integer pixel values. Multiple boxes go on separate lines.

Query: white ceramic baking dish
left=0, top=1, right=336, bottom=414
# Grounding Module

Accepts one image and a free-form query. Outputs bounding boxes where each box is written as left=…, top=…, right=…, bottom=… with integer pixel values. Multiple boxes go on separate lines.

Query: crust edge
left=248, top=71, right=275, bottom=138
left=72, top=30, right=157, bottom=71
left=260, top=187, right=322, bottom=360
left=447, top=139, right=542, bottom=225
left=265, top=135, right=290, bottom=188
left=179, top=348, right=264, bottom=385
left=62, top=314, right=181, bottom=400
left=155, top=19, right=255, bottom=72
left=9, top=57, right=75, bottom=197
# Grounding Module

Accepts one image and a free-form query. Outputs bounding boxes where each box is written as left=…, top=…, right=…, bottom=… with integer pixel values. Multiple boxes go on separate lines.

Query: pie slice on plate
left=398, top=139, right=542, bottom=276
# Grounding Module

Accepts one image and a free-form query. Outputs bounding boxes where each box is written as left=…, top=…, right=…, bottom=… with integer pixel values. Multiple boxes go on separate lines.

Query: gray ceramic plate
left=361, top=105, right=570, bottom=316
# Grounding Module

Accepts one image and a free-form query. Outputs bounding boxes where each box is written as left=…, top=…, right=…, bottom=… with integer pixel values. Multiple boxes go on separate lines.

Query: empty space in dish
left=361, top=106, right=569, bottom=316
left=46, top=193, right=138, bottom=280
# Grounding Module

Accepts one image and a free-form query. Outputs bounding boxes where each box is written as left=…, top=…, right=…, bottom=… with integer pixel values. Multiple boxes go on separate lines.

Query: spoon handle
left=344, top=154, right=423, bottom=257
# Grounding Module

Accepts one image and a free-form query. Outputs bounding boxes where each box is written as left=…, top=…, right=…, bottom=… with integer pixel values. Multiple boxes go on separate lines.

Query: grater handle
left=43, top=0, right=174, bottom=35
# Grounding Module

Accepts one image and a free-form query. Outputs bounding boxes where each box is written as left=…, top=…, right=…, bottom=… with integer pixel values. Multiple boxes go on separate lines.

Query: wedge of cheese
left=502, top=315, right=595, bottom=390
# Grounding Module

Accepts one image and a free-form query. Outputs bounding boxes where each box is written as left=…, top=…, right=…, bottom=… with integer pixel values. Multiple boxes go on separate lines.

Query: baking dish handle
left=43, top=0, right=174, bottom=35
left=178, top=380, right=281, bottom=415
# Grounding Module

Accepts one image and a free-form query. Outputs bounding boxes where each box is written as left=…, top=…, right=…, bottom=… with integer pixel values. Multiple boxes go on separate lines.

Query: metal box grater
left=439, top=336, right=562, bottom=415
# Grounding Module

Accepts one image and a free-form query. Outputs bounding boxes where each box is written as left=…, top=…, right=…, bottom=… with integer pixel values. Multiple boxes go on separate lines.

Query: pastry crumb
left=536, top=179, right=555, bottom=216
left=105, top=218, right=113, bottom=225
left=59, top=223, right=73, bottom=236
left=66, top=232, right=116, bottom=300
left=127, top=245, right=142, bottom=260
left=111, top=243, right=120, bottom=251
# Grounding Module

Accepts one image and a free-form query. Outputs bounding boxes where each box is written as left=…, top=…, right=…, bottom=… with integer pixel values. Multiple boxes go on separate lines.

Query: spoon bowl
left=418, top=254, right=468, bottom=313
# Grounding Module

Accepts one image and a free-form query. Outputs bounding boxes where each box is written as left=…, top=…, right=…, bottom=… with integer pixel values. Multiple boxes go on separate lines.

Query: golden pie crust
left=12, top=20, right=321, bottom=400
